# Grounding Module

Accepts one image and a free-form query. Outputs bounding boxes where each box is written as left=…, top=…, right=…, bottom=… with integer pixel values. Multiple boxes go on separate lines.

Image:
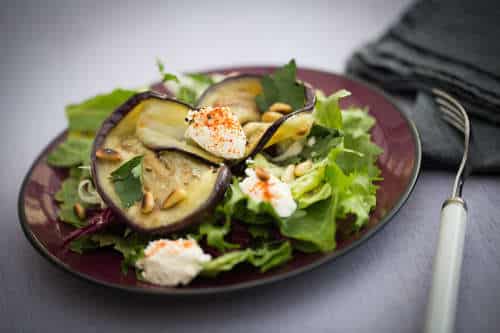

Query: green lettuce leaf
left=336, top=108, right=383, bottom=178
left=290, top=162, right=326, bottom=198
left=47, top=137, right=93, bottom=167
left=191, top=221, right=240, bottom=252
left=255, top=59, right=306, bottom=111
left=70, top=232, right=150, bottom=274
left=217, top=180, right=277, bottom=225
left=313, top=89, right=350, bottom=130
left=278, top=199, right=336, bottom=252
left=66, top=89, right=136, bottom=133
left=201, top=241, right=292, bottom=277
left=295, top=183, right=332, bottom=209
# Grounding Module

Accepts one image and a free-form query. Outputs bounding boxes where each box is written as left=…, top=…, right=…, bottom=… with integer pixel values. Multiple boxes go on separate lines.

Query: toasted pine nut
left=255, top=167, right=270, bottom=181
left=294, top=160, right=313, bottom=177
left=261, top=111, right=283, bottom=123
left=141, top=191, right=155, bottom=214
left=269, top=102, right=293, bottom=114
left=281, top=165, right=296, bottom=183
left=162, top=188, right=187, bottom=209
left=243, top=122, right=260, bottom=137
left=74, top=203, right=86, bottom=220
left=296, top=125, right=310, bottom=137
left=96, top=148, right=121, bottom=162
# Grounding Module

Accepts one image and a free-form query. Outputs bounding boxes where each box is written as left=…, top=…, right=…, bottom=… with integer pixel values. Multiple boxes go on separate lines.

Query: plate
left=18, top=66, right=421, bottom=295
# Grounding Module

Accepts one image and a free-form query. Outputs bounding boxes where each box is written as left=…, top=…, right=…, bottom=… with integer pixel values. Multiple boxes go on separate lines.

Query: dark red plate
left=18, top=67, right=421, bottom=295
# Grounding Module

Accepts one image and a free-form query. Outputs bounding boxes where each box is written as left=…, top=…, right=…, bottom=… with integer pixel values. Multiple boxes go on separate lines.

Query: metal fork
left=424, top=89, right=472, bottom=333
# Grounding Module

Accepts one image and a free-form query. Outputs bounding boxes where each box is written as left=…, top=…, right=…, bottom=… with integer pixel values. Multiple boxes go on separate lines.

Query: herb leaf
left=47, top=137, right=93, bottom=167
left=157, top=59, right=180, bottom=83
left=186, top=73, right=215, bottom=85
left=255, top=59, right=306, bottom=111
left=110, top=156, right=144, bottom=208
left=70, top=232, right=150, bottom=274
left=54, top=175, right=87, bottom=228
left=66, top=89, right=136, bottom=133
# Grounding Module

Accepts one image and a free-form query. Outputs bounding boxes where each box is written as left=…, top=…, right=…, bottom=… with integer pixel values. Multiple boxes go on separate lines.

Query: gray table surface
left=2, top=0, right=499, bottom=332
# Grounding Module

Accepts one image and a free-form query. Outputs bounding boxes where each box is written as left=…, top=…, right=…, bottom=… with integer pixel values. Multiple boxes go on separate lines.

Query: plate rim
left=18, top=67, right=422, bottom=296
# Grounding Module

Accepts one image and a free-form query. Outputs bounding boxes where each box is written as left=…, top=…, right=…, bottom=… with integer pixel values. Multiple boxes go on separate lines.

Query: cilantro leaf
left=47, top=137, right=93, bottom=167
left=110, top=156, right=144, bottom=208
left=255, top=59, right=306, bottom=111
left=54, top=176, right=87, bottom=228
left=186, top=73, right=215, bottom=85
left=66, top=89, right=136, bottom=133
left=156, top=59, right=180, bottom=83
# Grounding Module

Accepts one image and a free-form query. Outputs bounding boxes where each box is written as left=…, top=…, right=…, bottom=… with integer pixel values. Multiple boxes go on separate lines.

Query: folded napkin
left=347, top=0, right=500, bottom=173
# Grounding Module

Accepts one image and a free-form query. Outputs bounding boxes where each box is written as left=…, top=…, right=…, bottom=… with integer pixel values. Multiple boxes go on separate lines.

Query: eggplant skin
left=91, top=91, right=232, bottom=235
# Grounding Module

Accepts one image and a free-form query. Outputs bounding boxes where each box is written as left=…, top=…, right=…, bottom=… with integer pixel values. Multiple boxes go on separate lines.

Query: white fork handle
left=424, top=199, right=467, bottom=333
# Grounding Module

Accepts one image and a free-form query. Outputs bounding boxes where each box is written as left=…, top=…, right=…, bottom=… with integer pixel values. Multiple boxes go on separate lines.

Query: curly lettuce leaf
left=325, top=148, right=378, bottom=230
left=313, top=89, right=350, bottom=130
left=191, top=221, right=240, bottom=252
left=295, top=183, right=332, bottom=209
left=290, top=162, right=326, bottom=198
left=70, top=232, right=150, bottom=274
left=217, top=180, right=277, bottom=225
left=201, top=241, right=292, bottom=277
left=336, top=108, right=383, bottom=178
left=278, top=198, right=336, bottom=253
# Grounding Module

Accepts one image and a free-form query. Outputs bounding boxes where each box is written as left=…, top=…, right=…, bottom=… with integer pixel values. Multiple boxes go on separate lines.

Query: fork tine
left=431, top=88, right=471, bottom=198
left=438, top=105, right=465, bottom=131
left=435, top=97, right=465, bottom=126
left=440, top=113, right=465, bottom=133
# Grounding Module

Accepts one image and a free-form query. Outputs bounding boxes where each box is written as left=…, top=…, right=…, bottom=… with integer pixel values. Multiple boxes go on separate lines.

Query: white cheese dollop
left=239, top=168, right=297, bottom=218
left=135, top=238, right=211, bottom=287
left=185, top=106, right=246, bottom=159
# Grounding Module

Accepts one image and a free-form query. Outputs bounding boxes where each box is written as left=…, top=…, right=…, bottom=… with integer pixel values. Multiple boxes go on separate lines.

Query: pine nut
left=96, top=148, right=121, bottom=162
left=261, top=111, right=283, bottom=123
left=269, top=102, right=293, bottom=114
left=294, top=160, right=313, bottom=177
left=162, top=188, right=187, bottom=209
left=281, top=164, right=296, bottom=183
left=73, top=203, right=86, bottom=220
left=255, top=167, right=270, bottom=181
left=141, top=191, right=155, bottom=214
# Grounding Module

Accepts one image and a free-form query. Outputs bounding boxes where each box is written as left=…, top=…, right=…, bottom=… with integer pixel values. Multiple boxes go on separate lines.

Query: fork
left=424, top=89, right=472, bottom=333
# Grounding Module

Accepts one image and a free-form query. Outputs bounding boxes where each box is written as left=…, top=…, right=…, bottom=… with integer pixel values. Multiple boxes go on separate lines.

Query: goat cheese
left=185, top=106, right=246, bottom=159
left=239, top=168, right=297, bottom=218
left=135, top=238, right=211, bottom=286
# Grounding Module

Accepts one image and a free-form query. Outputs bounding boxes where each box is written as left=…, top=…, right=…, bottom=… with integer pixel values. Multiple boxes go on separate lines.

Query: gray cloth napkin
left=346, top=0, right=500, bottom=173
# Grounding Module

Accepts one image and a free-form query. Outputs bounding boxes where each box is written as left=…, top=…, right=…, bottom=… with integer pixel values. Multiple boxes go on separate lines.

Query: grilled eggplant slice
left=197, top=74, right=316, bottom=160
left=197, top=74, right=263, bottom=125
left=91, top=92, right=231, bottom=234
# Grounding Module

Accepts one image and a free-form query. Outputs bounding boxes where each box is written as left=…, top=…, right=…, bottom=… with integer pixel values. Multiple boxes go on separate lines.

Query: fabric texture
left=347, top=0, right=500, bottom=173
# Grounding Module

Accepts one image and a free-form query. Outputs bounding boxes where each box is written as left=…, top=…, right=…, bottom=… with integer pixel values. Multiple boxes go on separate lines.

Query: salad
left=48, top=59, right=383, bottom=287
